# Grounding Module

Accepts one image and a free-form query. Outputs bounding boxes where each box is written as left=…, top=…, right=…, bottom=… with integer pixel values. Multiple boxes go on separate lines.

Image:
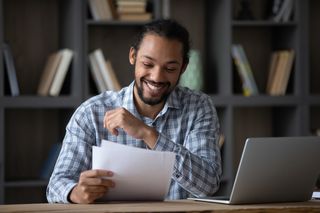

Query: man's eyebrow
left=141, top=55, right=155, bottom=61
left=141, top=55, right=181, bottom=65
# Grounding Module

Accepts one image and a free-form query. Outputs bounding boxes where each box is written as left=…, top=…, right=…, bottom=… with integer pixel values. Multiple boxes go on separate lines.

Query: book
left=281, top=0, right=294, bottom=22
left=88, top=0, right=101, bottom=20
left=91, top=49, right=121, bottom=91
left=117, top=12, right=152, bottom=21
left=39, top=143, right=62, bottom=180
left=117, top=5, right=146, bottom=13
left=88, top=0, right=116, bottom=20
left=100, top=0, right=117, bottom=20
left=266, top=51, right=279, bottom=93
left=237, top=45, right=259, bottom=94
left=278, top=50, right=295, bottom=94
left=2, top=43, right=20, bottom=96
left=116, top=0, right=147, bottom=7
left=37, top=52, right=62, bottom=96
left=105, top=60, right=121, bottom=91
left=115, top=0, right=150, bottom=21
left=271, top=0, right=294, bottom=22
left=268, top=51, right=288, bottom=95
left=179, top=49, right=204, bottom=91
left=49, top=49, right=74, bottom=96
left=231, top=44, right=259, bottom=96
left=267, top=50, right=295, bottom=96
left=89, top=52, right=108, bottom=93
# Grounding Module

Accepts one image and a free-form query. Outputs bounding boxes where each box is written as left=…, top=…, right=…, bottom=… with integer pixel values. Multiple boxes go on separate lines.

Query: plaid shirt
left=47, top=81, right=222, bottom=203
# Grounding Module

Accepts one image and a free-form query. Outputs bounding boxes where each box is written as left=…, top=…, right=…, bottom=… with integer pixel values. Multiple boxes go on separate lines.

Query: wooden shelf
left=232, top=20, right=297, bottom=27
left=0, top=96, right=82, bottom=108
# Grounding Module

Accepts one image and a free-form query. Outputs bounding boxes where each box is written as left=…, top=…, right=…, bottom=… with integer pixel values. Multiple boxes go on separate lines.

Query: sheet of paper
left=92, top=140, right=176, bottom=201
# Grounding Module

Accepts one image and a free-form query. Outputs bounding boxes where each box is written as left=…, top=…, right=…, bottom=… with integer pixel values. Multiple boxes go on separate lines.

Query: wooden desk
left=1, top=199, right=320, bottom=213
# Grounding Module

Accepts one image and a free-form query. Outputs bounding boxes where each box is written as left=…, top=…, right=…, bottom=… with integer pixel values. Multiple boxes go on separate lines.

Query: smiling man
left=47, top=19, right=222, bottom=204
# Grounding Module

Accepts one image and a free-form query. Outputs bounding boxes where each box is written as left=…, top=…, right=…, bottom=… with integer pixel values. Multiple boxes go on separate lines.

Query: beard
left=135, top=77, right=173, bottom=106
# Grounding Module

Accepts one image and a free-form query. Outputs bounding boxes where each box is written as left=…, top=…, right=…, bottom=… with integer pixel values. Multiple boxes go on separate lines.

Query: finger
left=91, top=191, right=108, bottom=201
left=100, top=178, right=116, bottom=188
left=80, top=177, right=115, bottom=188
left=83, top=185, right=109, bottom=193
left=80, top=170, right=113, bottom=179
left=109, top=126, right=119, bottom=136
left=104, top=109, right=119, bottom=126
left=104, top=116, right=120, bottom=136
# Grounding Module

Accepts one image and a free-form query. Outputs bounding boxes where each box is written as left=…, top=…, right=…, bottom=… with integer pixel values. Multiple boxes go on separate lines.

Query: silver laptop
left=189, top=137, right=320, bottom=204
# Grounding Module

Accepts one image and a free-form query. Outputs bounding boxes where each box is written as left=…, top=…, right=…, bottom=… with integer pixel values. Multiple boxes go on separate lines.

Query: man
left=47, top=19, right=222, bottom=204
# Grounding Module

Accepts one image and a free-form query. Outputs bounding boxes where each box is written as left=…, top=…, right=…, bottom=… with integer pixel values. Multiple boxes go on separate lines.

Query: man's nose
left=150, top=66, right=165, bottom=82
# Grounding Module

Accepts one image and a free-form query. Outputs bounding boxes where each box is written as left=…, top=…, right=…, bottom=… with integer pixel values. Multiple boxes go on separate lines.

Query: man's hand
left=69, top=169, right=114, bottom=204
left=104, top=107, right=159, bottom=148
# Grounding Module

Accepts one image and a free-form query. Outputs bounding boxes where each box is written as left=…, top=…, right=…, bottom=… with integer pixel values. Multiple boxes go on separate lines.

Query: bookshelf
left=0, top=0, right=319, bottom=204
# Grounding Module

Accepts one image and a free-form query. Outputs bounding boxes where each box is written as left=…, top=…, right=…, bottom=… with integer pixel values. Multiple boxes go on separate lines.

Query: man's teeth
left=146, top=82, right=163, bottom=91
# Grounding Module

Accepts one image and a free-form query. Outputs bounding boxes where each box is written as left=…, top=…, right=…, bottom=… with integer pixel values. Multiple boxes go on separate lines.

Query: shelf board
left=5, top=180, right=48, bottom=188
left=0, top=96, right=82, bottom=108
left=210, top=95, right=300, bottom=107
left=87, top=20, right=149, bottom=26
left=232, top=20, right=297, bottom=27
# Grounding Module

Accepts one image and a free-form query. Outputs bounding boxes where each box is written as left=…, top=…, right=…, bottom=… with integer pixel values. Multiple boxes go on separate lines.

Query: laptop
left=188, top=137, right=320, bottom=204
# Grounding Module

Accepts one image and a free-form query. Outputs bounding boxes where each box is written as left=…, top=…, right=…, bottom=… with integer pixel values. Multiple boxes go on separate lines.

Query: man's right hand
left=69, top=169, right=115, bottom=204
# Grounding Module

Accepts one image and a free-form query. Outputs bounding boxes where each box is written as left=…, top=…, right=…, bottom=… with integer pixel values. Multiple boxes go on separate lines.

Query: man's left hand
left=104, top=107, right=158, bottom=148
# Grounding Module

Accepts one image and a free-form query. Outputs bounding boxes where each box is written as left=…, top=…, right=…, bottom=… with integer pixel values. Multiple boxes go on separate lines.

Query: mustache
left=141, top=78, right=171, bottom=87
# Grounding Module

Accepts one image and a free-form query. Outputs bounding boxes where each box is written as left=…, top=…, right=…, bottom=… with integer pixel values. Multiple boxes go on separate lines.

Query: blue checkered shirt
left=47, top=81, right=222, bottom=203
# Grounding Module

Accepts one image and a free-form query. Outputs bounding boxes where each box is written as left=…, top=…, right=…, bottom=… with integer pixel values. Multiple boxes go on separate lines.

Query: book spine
left=237, top=45, right=259, bottom=95
left=105, top=60, right=121, bottom=91
left=49, top=49, right=73, bottom=96
left=231, top=45, right=255, bottom=96
left=2, top=43, right=20, bottom=96
left=93, top=49, right=114, bottom=91
left=37, top=53, right=62, bottom=96
left=89, top=53, right=108, bottom=92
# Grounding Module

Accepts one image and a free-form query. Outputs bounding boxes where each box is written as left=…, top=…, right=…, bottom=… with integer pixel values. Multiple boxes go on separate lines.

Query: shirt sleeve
left=46, top=104, right=96, bottom=203
left=153, top=97, right=222, bottom=197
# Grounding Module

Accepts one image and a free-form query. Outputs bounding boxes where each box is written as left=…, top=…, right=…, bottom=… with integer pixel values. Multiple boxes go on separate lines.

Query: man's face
left=130, top=34, right=186, bottom=106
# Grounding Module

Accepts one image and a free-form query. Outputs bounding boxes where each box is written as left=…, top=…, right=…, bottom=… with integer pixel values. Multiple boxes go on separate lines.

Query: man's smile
left=142, top=79, right=170, bottom=97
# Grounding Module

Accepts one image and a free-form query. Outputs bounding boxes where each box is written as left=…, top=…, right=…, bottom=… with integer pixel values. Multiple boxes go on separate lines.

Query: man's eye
left=166, top=67, right=177, bottom=72
left=143, top=63, right=153, bottom=68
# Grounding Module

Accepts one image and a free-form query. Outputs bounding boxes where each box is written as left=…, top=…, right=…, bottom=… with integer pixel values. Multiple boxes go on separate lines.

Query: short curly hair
left=131, top=19, right=191, bottom=65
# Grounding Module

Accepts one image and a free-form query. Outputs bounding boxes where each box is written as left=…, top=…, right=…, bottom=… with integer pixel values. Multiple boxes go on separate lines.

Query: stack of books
left=115, top=0, right=151, bottom=21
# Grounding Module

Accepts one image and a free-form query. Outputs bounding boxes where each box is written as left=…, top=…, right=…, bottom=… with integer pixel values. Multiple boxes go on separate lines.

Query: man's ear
left=129, top=47, right=136, bottom=65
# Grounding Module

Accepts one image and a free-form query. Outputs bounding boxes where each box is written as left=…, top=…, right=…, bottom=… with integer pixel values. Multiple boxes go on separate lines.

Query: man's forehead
left=137, top=34, right=183, bottom=57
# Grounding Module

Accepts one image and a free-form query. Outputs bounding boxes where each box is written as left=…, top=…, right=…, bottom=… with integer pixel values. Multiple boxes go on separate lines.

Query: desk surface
left=1, top=199, right=320, bottom=213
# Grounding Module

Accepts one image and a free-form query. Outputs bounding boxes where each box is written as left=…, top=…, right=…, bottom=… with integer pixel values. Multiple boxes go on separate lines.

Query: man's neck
left=133, top=86, right=165, bottom=120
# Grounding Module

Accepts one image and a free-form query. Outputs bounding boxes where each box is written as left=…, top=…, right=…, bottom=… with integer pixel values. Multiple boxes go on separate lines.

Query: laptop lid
left=189, top=136, right=320, bottom=204
left=229, top=136, right=320, bottom=204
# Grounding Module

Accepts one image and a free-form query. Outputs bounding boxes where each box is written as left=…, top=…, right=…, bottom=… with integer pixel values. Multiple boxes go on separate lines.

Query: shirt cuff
left=62, top=182, right=77, bottom=204
left=152, top=133, right=184, bottom=180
